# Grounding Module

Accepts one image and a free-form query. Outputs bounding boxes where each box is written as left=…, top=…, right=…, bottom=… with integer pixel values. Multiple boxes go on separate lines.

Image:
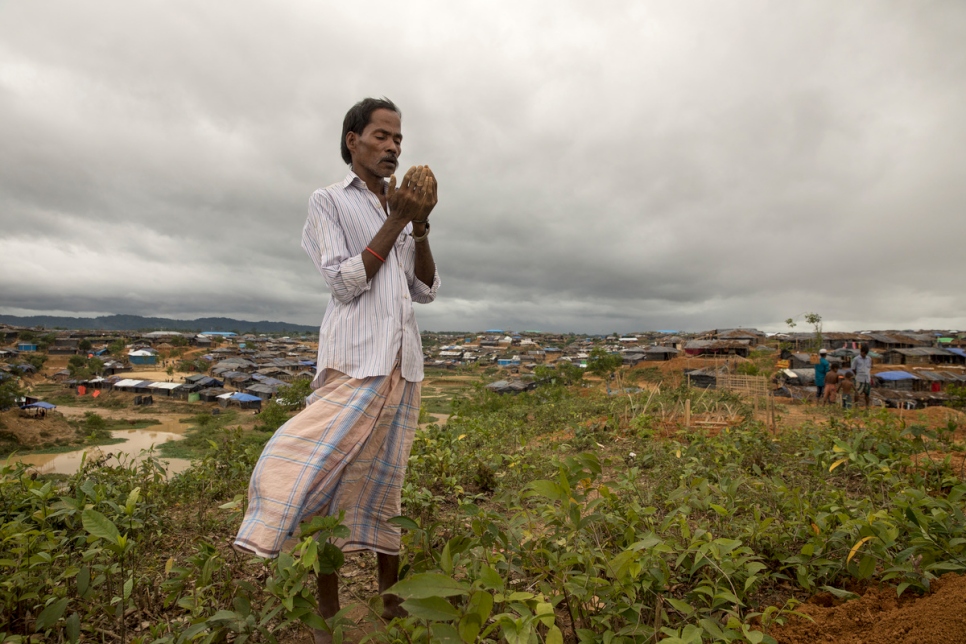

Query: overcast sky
left=2, top=2, right=965, bottom=334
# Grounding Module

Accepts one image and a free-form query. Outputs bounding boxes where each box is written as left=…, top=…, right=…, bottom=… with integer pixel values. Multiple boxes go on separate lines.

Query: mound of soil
left=894, top=406, right=966, bottom=434
left=0, top=408, right=78, bottom=450
left=770, top=574, right=966, bottom=643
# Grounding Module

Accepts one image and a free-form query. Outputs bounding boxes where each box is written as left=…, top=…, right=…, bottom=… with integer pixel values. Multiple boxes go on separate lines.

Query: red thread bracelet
left=365, top=246, right=386, bottom=263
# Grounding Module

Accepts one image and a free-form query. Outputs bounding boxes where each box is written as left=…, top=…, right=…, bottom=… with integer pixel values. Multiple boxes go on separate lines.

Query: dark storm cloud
left=2, top=1, right=966, bottom=333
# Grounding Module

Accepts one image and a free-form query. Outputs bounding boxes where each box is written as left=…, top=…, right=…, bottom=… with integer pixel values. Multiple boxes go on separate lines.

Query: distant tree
left=278, top=379, right=313, bottom=410
left=170, top=335, right=188, bottom=347
left=178, top=359, right=206, bottom=373
left=804, top=312, right=823, bottom=351
left=0, top=377, right=24, bottom=410
left=38, top=333, right=57, bottom=351
left=83, top=412, right=110, bottom=440
left=68, top=355, right=102, bottom=380
left=108, top=339, right=127, bottom=356
left=88, top=357, right=104, bottom=376
left=587, top=347, right=622, bottom=379
left=78, top=339, right=93, bottom=352
left=949, top=384, right=966, bottom=410
left=534, top=361, right=584, bottom=386
left=24, top=354, right=47, bottom=371
left=255, top=400, right=291, bottom=432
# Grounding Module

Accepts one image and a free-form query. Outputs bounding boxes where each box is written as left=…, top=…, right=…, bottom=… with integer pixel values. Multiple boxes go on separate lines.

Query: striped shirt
left=301, top=171, right=439, bottom=384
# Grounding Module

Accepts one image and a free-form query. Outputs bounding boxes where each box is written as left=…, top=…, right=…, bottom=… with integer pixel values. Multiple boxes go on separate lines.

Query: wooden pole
left=685, top=398, right=691, bottom=428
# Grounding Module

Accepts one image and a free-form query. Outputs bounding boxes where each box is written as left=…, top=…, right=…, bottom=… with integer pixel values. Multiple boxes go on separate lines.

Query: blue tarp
left=230, top=393, right=262, bottom=402
left=21, top=401, right=56, bottom=409
left=877, top=371, right=918, bottom=381
left=947, top=348, right=966, bottom=359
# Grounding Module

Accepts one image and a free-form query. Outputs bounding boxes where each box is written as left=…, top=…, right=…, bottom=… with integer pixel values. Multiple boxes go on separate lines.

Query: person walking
left=851, top=345, right=873, bottom=409
left=814, top=348, right=830, bottom=402
left=233, top=98, right=441, bottom=642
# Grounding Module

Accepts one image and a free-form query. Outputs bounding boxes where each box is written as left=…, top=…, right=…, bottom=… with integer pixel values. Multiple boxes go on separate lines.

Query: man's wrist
left=411, top=221, right=430, bottom=242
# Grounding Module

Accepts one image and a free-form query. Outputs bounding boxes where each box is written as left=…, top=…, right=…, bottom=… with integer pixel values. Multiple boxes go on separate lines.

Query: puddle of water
left=8, top=429, right=191, bottom=476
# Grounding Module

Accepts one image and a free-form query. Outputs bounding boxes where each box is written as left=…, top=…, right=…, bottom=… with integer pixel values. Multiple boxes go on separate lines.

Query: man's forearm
left=362, top=216, right=409, bottom=281
left=414, top=237, right=436, bottom=287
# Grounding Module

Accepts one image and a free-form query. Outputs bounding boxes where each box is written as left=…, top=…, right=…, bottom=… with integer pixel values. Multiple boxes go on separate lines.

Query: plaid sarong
left=234, top=367, right=420, bottom=558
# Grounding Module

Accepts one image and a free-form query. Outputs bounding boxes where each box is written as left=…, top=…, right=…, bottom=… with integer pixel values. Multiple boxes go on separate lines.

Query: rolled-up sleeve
left=410, top=268, right=440, bottom=304
left=302, top=190, right=371, bottom=304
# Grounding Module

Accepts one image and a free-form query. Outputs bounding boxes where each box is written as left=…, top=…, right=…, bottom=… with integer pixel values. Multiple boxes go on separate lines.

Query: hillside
left=0, top=314, right=316, bottom=334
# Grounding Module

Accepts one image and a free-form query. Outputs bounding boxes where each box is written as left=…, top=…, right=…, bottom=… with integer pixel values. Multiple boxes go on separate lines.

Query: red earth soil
left=769, top=573, right=966, bottom=644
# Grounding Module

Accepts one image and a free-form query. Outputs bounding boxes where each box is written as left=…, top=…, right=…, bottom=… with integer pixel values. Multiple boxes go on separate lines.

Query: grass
left=157, top=410, right=271, bottom=460
left=420, top=396, right=453, bottom=415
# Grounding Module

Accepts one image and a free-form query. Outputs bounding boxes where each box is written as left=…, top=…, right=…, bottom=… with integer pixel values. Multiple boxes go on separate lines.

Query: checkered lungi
left=234, top=367, right=420, bottom=558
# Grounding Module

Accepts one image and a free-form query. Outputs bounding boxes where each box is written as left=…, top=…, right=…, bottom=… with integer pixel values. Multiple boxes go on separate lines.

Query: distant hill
left=0, top=314, right=317, bottom=334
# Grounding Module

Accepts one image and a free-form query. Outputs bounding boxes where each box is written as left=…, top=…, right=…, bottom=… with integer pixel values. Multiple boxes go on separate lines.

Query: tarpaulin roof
left=947, top=348, right=966, bottom=359
left=230, top=392, right=262, bottom=402
left=876, top=371, right=918, bottom=381
left=21, top=401, right=56, bottom=409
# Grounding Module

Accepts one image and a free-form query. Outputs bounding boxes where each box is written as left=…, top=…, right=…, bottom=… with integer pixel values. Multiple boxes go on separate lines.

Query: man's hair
left=860, top=344, right=870, bottom=353
left=341, top=97, right=401, bottom=164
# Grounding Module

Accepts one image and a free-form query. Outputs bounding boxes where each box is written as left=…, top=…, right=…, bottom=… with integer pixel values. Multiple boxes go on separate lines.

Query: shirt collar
left=344, top=169, right=389, bottom=195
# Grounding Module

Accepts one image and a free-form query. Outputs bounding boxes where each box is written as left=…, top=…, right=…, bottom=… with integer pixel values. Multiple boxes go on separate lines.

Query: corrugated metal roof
left=891, top=347, right=954, bottom=356
left=147, top=382, right=182, bottom=390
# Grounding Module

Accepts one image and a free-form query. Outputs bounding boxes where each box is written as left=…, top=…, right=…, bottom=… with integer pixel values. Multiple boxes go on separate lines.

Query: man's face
left=346, top=109, right=402, bottom=180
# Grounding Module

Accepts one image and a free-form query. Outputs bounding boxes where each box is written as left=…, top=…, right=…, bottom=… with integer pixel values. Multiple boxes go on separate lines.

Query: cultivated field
left=3, top=368, right=966, bottom=643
